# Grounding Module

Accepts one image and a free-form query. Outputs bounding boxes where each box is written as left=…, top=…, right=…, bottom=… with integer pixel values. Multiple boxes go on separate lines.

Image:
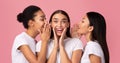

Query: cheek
left=62, top=23, right=68, bottom=28
left=78, top=25, right=88, bottom=33
left=51, top=24, right=56, bottom=28
left=36, top=21, right=44, bottom=29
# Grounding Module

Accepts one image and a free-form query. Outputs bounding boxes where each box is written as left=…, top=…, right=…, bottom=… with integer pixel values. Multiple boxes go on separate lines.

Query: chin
left=57, top=33, right=62, bottom=36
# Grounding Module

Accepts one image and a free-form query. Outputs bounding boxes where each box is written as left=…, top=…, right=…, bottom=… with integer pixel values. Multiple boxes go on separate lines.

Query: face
left=51, top=13, right=69, bottom=36
left=31, top=10, right=46, bottom=33
left=77, top=15, right=91, bottom=35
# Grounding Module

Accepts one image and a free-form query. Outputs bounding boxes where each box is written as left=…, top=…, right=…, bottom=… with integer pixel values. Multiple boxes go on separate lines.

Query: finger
left=61, top=27, right=67, bottom=38
left=49, top=25, right=51, bottom=37
left=48, top=24, right=51, bottom=33
left=53, top=27, right=58, bottom=40
left=43, top=23, right=47, bottom=32
left=63, top=27, right=67, bottom=34
left=46, top=24, right=51, bottom=34
left=38, top=29, right=42, bottom=36
left=53, top=27, right=56, bottom=36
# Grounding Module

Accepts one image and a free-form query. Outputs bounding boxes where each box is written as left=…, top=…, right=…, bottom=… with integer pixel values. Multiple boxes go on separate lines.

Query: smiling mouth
left=56, top=28, right=63, bottom=33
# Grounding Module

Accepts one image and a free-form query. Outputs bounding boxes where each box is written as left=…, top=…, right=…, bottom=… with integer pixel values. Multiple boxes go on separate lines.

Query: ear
left=88, top=26, right=94, bottom=32
left=28, top=20, right=34, bottom=27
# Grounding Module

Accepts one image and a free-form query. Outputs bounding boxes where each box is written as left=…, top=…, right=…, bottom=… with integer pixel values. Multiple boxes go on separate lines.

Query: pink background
left=0, top=0, right=120, bottom=63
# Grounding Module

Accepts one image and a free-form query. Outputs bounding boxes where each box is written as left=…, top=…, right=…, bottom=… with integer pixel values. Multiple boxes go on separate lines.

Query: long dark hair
left=49, top=10, right=71, bottom=38
left=17, top=5, right=42, bottom=29
left=87, top=12, right=109, bottom=63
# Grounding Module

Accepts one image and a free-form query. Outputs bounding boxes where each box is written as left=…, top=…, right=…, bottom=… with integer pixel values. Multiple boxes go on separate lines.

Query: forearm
left=60, top=46, right=72, bottom=63
left=38, top=42, right=48, bottom=63
left=47, top=47, right=58, bottom=63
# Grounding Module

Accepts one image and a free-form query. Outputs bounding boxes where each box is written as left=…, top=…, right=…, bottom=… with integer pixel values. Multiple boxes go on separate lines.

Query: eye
left=62, top=20, right=67, bottom=23
left=53, top=20, right=58, bottom=23
left=40, top=19, right=44, bottom=21
left=82, top=20, right=84, bottom=23
left=40, top=18, right=46, bottom=21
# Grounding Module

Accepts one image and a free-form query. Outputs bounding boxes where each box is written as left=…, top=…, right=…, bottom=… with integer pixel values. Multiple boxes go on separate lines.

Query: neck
left=85, top=32, right=92, bottom=42
left=25, top=28, right=38, bottom=39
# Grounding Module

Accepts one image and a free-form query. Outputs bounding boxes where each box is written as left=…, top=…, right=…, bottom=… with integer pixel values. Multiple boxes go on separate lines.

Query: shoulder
left=67, top=38, right=82, bottom=42
left=85, top=41, right=103, bottom=56
left=12, top=32, right=28, bottom=51
left=14, top=32, right=26, bottom=41
left=65, top=38, right=83, bottom=50
left=86, top=41, right=101, bottom=49
left=67, top=38, right=83, bottom=45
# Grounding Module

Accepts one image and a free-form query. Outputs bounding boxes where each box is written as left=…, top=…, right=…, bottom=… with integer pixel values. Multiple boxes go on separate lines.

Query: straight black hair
left=17, top=5, right=42, bottom=29
left=49, top=10, right=71, bottom=38
left=87, top=12, right=109, bottom=63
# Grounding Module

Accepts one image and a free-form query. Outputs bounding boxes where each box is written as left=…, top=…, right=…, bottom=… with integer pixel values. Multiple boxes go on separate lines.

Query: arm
left=19, top=40, right=48, bottom=63
left=60, top=47, right=82, bottom=63
left=37, top=23, right=51, bottom=63
left=60, top=46, right=71, bottom=63
left=37, top=41, right=48, bottom=63
left=19, top=38, right=49, bottom=63
left=47, top=27, right=59, bottom=63
left=71, top=50, right=82, bottom=63
left=19, top=45, right=41, bottom=63
left=47, top=47, right=58, bottom=63
left=19, top=23, right=50, bottom=63
left=89, top=54, right=101, bottom=63
left=59, top=28, right=71, bottom=63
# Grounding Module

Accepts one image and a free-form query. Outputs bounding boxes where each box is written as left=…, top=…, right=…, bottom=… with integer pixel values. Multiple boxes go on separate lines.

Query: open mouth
left=56, top=28, right=63, bottom=34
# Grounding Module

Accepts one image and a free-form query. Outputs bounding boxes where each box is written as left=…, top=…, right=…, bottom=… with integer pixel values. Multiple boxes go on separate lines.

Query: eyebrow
left=62, top=18, right=68, bottom=20
left=52, top=18, right=68, bottom=20
left=53, top=18, right=58, bottom=20
left=40, top=15, right=45, bottom=18
left=82, top=17, right=85, bottom=20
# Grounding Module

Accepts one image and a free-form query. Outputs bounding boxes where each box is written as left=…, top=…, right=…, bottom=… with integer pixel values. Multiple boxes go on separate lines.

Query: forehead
left=82, top=15, right=89, bottom=20
left=52, top=13, right=68, bottom=19
left=81, top=15, right=90, bottom=24
left=34, top=10, right=45, bottom=17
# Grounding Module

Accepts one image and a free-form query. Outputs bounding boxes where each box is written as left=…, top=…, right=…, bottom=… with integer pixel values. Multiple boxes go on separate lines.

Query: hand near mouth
left=71, top=24, right=79, bottom=38
left=38, top=22, right=51, bottom=43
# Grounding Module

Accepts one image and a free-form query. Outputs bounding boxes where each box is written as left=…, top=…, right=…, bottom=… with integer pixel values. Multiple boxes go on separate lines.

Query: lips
left=56, top=28, right=63, bottom=33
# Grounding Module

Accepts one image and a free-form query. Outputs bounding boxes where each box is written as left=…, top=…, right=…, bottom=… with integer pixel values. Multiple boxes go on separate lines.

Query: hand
left=53, top=27, right=59, bottom=49
left=59, top=27, right=67, bottom=47
left=38, top=22, right=51, bottom=43
left=71, top=24, right=79, bottom=38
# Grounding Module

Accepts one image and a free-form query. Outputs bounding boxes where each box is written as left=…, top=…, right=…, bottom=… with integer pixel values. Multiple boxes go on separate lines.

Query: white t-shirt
left=81, top=41, right=105, bottom=63
left=12, top=32, right=36, bottom=63
left=36, top=38, right=83, bottom=63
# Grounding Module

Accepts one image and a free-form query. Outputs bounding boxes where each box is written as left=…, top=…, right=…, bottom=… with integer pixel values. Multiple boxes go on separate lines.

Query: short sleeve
left=14, top=37, right=28, bottom=52
left=73, top=38, right=83, bottom=51
left=87, top=43, right=102, bottom=57
left=36, top=41, right=42, bottom=52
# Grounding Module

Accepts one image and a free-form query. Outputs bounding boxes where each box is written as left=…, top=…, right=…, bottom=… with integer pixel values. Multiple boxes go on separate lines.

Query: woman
left=72, top=12, right=109, bottom=63
left=12, top=5, right=51, bottom=63
left=36, top=10, right=83, bottom=63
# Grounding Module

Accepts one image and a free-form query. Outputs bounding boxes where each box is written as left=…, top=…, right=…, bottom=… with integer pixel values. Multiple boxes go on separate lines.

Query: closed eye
left=82, top=20, right=84, bottom=23
left=53, top=20, right=58, bottom=23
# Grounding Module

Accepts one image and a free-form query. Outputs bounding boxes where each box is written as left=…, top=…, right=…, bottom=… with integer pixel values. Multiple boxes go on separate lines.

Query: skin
left=47, top=13, right=82, bottom=63
left=71, top=24, right=79, bottom=38
left=18, top=10, right=51, bottom=63
left=72, top=15, right=101, bottom=63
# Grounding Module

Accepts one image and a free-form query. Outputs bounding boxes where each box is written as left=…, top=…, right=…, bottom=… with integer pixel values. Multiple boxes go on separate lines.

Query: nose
left=57, top=22, right=62, bottom=27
